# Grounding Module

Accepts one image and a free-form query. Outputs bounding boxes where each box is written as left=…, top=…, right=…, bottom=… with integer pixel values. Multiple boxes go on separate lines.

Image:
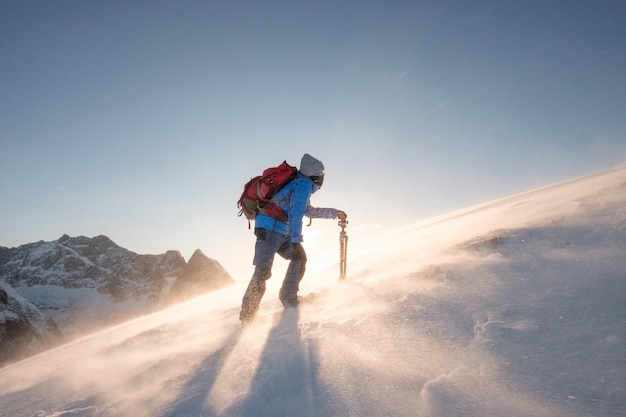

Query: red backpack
left=237, top=161, right=298, bottom=226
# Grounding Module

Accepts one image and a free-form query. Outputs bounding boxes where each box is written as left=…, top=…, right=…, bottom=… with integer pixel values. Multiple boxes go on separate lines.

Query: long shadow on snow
left=227, top=309, right=344, bottom=417
left=160, top=327, right=242, bottom=417
left=237, top=308, right=314, bottom=417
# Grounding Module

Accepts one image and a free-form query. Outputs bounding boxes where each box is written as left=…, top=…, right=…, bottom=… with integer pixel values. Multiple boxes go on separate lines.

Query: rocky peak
left=166, top=249, right=234, bottom=304
left=186, top=249, right=213, bottom=271
left=0, top=234, right=234, bottom=367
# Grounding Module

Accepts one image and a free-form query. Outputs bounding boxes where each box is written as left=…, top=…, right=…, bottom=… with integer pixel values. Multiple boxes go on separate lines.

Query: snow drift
left=0, top=166, right=625, bottom=417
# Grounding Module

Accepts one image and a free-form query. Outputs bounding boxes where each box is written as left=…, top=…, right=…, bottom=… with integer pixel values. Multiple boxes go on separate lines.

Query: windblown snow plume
left=0, top=167, right=625, bottom=417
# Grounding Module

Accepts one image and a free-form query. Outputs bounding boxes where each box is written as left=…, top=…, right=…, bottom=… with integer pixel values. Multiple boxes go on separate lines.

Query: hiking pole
left=338, top=214, right=348, bottom=281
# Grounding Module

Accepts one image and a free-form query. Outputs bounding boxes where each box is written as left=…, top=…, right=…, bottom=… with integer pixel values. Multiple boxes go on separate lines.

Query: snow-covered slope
left=0, top=166, right=624, bottom=417
left=0, top=282, right=62, bottom=366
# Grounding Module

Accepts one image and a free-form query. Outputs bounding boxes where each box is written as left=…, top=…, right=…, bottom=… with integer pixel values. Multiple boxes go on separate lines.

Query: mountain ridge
left=0, top=235, right=234, bottom=366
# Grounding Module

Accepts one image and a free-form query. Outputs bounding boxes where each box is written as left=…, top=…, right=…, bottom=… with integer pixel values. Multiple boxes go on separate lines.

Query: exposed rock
left=167, top=249, right=235, bottom=304
left=0, top=235, right=234, bottom=367
left=0, top=282, right=62, bottom=367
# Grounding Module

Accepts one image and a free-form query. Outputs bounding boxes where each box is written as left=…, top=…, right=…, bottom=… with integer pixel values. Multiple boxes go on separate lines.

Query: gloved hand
left=337, top=210, right=347, bottom=220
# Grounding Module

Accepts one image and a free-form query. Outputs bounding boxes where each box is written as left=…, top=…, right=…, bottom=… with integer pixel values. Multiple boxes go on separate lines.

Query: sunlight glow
left=1, top=167, right=625, bottom=416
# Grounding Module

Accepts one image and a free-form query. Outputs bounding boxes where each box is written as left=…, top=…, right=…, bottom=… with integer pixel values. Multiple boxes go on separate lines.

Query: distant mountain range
left=0, top=234, right=234, bottom=366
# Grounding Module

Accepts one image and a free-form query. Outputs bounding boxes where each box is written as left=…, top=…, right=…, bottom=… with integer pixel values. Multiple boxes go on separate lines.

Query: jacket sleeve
left=287, top=178, right=313, bottom=243
left=305, top=206, right=340, bottom=219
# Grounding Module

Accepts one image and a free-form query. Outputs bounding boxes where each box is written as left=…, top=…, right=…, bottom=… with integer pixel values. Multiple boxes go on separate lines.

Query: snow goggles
left=310, top=174, right=324, bottom=187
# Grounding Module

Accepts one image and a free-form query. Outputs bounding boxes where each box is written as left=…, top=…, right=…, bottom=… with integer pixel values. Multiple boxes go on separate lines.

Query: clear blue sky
left=2, top=0, right=625, bottom=279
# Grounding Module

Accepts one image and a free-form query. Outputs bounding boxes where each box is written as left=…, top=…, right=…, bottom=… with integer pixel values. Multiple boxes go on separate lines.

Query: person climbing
left=239, top=153, right=346, bottom=326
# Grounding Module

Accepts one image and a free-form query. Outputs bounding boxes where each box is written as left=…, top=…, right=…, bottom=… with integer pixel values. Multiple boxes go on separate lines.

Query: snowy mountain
left=0, top=235, right=234, bottom=366
left=0, top=167, right=624, bottom=417
left=0, top=282, right=62, bottom=367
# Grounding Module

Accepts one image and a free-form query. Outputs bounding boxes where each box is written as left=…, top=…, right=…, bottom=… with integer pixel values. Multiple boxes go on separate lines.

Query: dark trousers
left=240, top=229, right=307, bottom=324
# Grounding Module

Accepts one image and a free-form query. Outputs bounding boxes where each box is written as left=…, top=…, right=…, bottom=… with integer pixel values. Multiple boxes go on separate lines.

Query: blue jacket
left=255, top=172, right=338, bottom=243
